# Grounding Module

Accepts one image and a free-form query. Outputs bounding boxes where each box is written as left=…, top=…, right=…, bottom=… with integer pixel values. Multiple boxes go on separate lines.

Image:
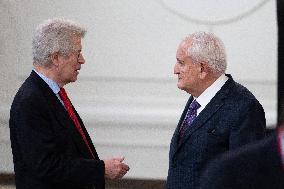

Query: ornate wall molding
left=158, top=0, right=270, bottom=26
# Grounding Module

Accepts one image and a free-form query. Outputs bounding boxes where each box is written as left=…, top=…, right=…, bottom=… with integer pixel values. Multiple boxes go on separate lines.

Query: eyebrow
left=74, top=49, right=82, bottom=54
left=176, top=58, right=184, bottom=63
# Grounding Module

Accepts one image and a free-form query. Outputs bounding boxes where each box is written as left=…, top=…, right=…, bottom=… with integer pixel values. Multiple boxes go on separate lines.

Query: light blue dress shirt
left=33, top=69, right=64, bottom=105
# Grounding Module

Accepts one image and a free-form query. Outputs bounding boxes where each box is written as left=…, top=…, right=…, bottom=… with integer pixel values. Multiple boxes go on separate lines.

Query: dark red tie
left=59, top=87, right=95, bottom=159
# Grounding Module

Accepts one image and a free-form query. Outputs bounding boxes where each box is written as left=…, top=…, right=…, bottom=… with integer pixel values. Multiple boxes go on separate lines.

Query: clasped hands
left=104, top=157, right=130, bottom=180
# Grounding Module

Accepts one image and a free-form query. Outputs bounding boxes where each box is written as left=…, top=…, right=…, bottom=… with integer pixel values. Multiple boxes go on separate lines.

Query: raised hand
left=104, top=157, right=130, bottom=180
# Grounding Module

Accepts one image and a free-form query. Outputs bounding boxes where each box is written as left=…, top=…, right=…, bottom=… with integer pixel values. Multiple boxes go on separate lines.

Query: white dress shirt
left=195, top=74, right=228, bottom=116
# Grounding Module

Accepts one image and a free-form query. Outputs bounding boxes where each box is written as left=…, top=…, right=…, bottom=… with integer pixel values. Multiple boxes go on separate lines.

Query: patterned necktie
left=179, top=100, right=201, bottom=140
left=59, top=88, right=95, bottom=159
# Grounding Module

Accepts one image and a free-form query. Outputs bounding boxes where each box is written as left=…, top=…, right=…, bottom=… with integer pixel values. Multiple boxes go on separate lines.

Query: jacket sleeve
left=229, top=100, right=266, bottom=149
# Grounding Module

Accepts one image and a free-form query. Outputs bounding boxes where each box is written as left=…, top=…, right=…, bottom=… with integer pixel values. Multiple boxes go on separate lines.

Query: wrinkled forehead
left=72, top=36, right=82, bottom=49
left=176, top=37, right=193, bottom=58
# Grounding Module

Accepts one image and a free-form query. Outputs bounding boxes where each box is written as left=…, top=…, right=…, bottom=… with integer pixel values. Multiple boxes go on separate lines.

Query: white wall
left=0, top=0, right=277, bottom=179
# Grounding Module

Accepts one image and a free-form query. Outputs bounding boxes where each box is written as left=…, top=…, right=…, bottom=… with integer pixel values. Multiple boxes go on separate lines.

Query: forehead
left=176, top=37, right=193, bottom=59
left=72, top=36, right=82, bottom=50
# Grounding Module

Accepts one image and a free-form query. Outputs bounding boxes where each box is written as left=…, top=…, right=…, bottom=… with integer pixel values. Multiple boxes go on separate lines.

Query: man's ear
left=199, top=62, right=209, bottom=79
left=50, top=52, right=60, bottom=67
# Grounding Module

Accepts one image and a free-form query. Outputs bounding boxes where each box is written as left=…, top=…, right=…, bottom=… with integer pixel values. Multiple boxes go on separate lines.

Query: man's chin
left=66, top=78, right=78, bottom=85
left=177, top=84, right=185, bottom=91
left=71, top=76, right=78, bottom=82
left=177, top=84, right=190, bottom=93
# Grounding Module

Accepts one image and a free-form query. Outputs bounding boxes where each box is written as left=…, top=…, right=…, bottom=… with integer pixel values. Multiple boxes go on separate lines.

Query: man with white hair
left=167, top=32, right=266, bottom=189
left=9, top=18, right=129, bottom=189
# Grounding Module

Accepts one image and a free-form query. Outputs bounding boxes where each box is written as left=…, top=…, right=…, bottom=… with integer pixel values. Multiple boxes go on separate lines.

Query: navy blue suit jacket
left=200, top=131, right=284, bottom=189
left=167, top=75, right=266, bottom=189
left=9, top=71, right=105, bottom=189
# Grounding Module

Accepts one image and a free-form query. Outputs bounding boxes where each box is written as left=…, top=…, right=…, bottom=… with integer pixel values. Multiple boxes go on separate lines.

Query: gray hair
left=32, top=18, right=86, bottom=66
left=182, top=32, right=227, bottom=74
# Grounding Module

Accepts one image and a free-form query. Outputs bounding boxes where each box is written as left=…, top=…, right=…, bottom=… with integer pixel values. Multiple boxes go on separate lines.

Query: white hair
left=32, top=18, right=86, bottom=66
left=183, top=31, right=227, bottom=74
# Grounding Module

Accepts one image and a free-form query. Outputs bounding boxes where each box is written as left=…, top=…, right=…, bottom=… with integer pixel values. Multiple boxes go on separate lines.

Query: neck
left=193, top=73, right=222, bottom=97
left=33, top=63, right=65, bottom=87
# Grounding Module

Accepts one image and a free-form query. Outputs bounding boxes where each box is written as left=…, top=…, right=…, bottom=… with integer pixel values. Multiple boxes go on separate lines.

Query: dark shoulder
left=209, top=132, right=278, bottom=170
left=230, top=80, right=258, bottom=101
left=223, top=77, right=262, bottom=109
left=11, top=76, right=44, bottom=113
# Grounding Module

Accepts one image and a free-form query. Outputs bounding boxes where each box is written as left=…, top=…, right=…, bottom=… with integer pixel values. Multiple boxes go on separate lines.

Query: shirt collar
left=33, top=69, right=60, bottom=94
left=196, top=74, right=228, bottom=109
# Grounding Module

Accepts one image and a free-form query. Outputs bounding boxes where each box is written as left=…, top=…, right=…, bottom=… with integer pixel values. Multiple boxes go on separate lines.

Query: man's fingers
left=121, top=163, right=130, bottom=171
left=113, top=156, right=125, bottom=162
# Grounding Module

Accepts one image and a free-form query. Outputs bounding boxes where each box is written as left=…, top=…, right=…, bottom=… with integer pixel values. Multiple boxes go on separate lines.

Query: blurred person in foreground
left=200, top=125, right=284, bottom=189
left=167, top=31, right=266, bottom=189
left=9, top=18, right=129, bottom=189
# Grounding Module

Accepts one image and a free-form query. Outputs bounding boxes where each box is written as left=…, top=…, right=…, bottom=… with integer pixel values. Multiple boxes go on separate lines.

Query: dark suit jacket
left=200, top=131, right=284, bottom=189
left=9, top=71, right=105, bottom=189
left=167, top=74, right=266, bottom=189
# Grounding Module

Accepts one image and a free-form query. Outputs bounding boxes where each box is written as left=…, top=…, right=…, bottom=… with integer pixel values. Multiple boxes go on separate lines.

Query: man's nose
left=78, top=54, right=85, bottom=64
left=174, top=63, right=179, bottom=74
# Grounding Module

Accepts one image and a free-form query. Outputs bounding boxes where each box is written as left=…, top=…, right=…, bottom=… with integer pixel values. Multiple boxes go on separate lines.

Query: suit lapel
left=173, top=75, right=235, bottom=155
left=30, top=71, right=95, bottom=159
left=178, top=97, right=225, bottom=147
